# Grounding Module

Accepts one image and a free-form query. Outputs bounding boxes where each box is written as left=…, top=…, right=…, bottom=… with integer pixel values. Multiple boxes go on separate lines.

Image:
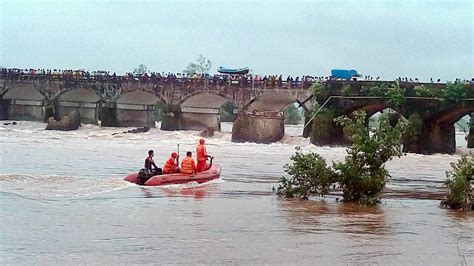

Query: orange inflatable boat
left=124, top=164, right=221, bottom=186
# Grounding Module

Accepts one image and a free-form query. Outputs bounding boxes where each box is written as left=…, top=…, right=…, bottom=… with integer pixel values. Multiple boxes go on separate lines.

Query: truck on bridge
left=330, top=69, right=362, bottom=80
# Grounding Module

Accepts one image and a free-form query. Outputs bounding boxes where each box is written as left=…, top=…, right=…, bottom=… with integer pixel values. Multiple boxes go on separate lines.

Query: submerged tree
left=278, top=111, right=409, bottom=205
left=440, top=153, right=474, bottom=210
left=183, top=55, right=212, bottom=75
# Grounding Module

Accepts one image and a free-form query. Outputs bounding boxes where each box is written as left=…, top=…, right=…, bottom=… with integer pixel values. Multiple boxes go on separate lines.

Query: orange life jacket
left=163, top=157, right=177, bottom=174
left=181, top=157, right=195, bottom=175
left=196, top=144, right=207, bottom=162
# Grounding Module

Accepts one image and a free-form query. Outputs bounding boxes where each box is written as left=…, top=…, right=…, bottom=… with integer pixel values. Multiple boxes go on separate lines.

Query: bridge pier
left=161, top=108, right=183, bottom=131
left=468, top=113, right=474, bottom=148
left=426, top=123, right=456, bottom=154
left=98, top=102, right=117, bottom=127
left=56, top=101, right=99, bottom=124
left=0, top=99, right=10, bottom=120
left=310, top=110, right=348, bottom=146
left=116, top=103, right=155, bottom=127
left=403, top=120, right=456, bottom=154
left=4, top=99, right=46, bottom=121
left=232, top=110, right=284, bottom=143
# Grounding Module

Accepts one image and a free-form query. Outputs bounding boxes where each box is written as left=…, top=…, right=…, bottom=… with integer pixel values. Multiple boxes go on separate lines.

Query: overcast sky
left=1, top=0, right=472, bottom=81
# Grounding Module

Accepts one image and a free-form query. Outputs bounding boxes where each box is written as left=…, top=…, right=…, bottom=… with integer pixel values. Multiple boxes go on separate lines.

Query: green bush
left=386, top=82, right=406, bottom=107
left=413, top=85, right=438, bottom=97
left=278, top=147, right=336, bottom=199
left=278, top=111, right=409, bottom=205
left=440, top=153, right=474, bottom=210
left=361, top=82, right=405, bottom=108
left=341, top=84, right=353, bottom=96
left=310, top=81, right=328, bottom=101
left=361, top=83, right=389, bottom=96
left=441, top=81, right=467, bottom=104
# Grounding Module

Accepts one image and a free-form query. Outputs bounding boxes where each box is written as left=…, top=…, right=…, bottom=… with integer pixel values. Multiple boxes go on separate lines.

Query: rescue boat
left=124, top=164, right=221, bottom=186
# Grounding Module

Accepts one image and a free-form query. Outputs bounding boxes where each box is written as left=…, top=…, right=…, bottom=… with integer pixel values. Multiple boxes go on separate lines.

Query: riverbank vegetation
left=440, top=153, right=474, bottom=210
left=278, top=111, right=409, bottom=205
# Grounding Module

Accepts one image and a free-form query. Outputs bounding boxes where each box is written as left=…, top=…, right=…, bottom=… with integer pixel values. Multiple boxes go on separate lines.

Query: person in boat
left=181, top=151, right=196, bottom=175
left=163, top=152, right=180, bottom=174
left=145, top=150, right=161, bottom=175
left=196, top=138, right=213, bottom=172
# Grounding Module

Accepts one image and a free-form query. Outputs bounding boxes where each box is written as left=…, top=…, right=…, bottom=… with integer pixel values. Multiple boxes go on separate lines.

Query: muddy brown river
left=0, top=122, right=472, bottom=264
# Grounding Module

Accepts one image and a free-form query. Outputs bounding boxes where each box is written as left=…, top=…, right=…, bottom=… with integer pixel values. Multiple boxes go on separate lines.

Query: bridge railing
left=1, top=72, right=313, bottom=90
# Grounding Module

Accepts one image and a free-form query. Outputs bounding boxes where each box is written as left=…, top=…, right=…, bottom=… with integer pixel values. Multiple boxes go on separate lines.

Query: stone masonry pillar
left=310, top=110, right=348, bottom=146
left=98, top=102, right=117, bottom=127
left=232, top=110, right=284, bottom=143
left=404, top=121, right=456, bottom=154
left=468, top=113, right=474, bottom=148
left=427, top=123, right=456, bottom=154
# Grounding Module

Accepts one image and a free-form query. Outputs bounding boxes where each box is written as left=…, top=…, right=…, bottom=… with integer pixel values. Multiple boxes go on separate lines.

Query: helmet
left=171, top=152, right=178, bottom=158
left=199, top=138, right=205, bottom=144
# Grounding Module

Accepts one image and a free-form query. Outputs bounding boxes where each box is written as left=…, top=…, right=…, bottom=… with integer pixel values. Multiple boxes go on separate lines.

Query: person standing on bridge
left=196, top=139, right=212, bottom=172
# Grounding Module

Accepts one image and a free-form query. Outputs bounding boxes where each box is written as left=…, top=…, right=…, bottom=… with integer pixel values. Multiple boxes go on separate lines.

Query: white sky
left=1, top=0, right=473, bottom=81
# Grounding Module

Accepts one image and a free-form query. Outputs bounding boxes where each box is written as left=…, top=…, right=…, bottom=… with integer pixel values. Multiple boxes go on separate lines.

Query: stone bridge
left=307, top=81, right=474, bottom=154
left=0, top=78, right=473, bottom=154
left=0, top=78, right=311, bottom=143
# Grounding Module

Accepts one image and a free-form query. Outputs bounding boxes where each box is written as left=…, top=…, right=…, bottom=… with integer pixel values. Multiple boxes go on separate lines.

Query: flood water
left=0, top=121, right=473, bottom=265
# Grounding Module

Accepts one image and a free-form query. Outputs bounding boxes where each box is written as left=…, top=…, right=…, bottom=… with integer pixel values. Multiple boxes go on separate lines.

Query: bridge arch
left=57, top=87, right=103, bottom=102
left=116, top=90, right=165, bottom=105
left=180, top=91, right=234, bottom=108
left=430, top=107, right=474, bottom=125
left=115, top=90, right=166, bottom=127
left=432, top=107, right=474, bottom=150
left=3, top=83, right=47, bottom=100
left=243, top=92, right=306, bottom=112
left=179, top=91, right=235, bottom=131
left=2, top=83, right=47, bottom=121
left=55, top=88, right=104, bottom=124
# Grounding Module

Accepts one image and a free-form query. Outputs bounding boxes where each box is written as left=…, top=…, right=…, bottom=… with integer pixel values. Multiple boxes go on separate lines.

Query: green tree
left=386, top=81, right=406, bottom=107
left=219, top=101, right=236, bottom=122
left=441, top=81, right=467, bottom=104
left=154, top=101, right=167, bottom=121
left=184, top=55, right=212, bottom=75
left=361, top=82, right=406, bottom=108
left=441, top=153, right=473, bottom=210
left=309, top=81, right=327, bottom=101
left=133, top=64, right=149, bottom=75
left=284, top=104, right=302, bottom=125
left=278, top=111, right=409, bottom=205
left=413, top=85, right=438, bottom=97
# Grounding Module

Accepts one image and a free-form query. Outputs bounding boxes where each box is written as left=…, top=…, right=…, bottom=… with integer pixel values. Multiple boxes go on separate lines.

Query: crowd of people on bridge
left=1, top=67, right=473, bottom=86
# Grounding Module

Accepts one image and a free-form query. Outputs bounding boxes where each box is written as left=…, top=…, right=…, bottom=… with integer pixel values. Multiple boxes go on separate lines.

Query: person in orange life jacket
left=144, top=150, right=160, bottom=175
left=196, top=139, right=212, bottom=172
left=163, top=152, right=180, bottom=174
left=181, top=151, right=196, bottom=175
